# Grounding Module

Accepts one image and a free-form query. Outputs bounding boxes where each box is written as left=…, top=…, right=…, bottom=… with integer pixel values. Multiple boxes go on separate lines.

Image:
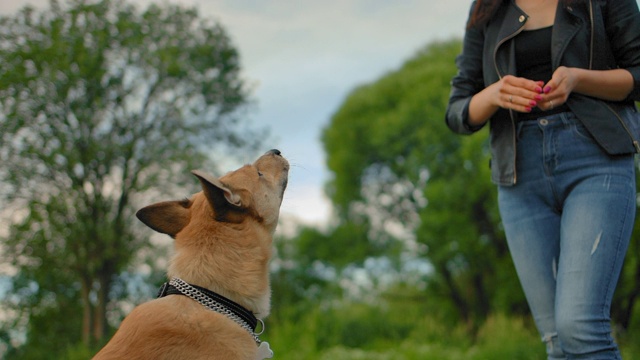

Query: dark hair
left=467, top=0, right=505, bottom=29
left=467, top=0, right=582, bottom=29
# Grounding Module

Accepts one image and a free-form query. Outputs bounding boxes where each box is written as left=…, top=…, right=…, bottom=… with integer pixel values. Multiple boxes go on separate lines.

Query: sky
left=0, top=0, right=471, bottom=227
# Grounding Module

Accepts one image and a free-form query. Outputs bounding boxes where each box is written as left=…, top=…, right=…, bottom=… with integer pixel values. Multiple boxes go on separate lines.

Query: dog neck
left=157, top=278, right=260, bottom=332
left=167, top=228, right=273, bottom=318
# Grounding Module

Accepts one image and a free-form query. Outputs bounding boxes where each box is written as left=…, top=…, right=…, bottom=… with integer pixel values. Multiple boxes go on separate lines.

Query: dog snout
left=258, top=149, right=289, bottom=174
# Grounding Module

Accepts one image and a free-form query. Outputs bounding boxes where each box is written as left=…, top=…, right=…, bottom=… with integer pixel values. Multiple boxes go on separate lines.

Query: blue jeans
left=497, top=112, right=635, bottom=359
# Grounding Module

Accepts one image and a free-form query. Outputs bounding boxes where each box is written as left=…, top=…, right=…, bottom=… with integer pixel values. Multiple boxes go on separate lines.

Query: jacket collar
left=552, top=3, right=584, bottom=69
left=493, top=1, right=585, bottom=75
left=495, top=1, right=527, bottom=43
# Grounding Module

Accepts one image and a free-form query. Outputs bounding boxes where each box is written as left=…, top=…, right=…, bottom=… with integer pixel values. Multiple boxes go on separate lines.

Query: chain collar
left=159, top=277, right=265, bottom=344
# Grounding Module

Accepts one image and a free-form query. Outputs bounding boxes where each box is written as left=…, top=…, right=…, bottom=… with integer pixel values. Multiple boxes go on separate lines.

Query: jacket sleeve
left=445, top=1, right=487, bottom=135
left=605, top=0, right=640, bottom=101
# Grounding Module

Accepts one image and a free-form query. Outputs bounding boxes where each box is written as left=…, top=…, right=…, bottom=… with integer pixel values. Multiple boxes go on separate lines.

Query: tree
left=0, top=0, right=262, bottom=354
left=611, top=164, right=640, bottom=331
left=321, top=39, right=640, bottom=333
left=322, top=41, right=529, bottom=327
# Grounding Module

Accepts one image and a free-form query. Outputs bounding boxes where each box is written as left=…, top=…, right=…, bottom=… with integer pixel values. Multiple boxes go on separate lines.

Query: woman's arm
left=571, top=68, right=634, bottom=101
left=445, top=2, right=486, bottom=134
left=538, top=67, right=634, bottom=111
left=604, top=0, right=640, bottom=101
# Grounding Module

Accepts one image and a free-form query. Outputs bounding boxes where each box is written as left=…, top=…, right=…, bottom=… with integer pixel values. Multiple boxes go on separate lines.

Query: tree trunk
left=93, top=273, right=111, bottom=343
left=440, top=265, right=470, bottom=324
left=472, top=272, right=490, bottom=318
left=80, top=277, right=93, bottom=346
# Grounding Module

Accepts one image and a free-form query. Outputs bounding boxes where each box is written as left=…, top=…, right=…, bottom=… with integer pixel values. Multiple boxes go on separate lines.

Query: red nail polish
left=535, top=95, right=543, bottom=101
left=544, top=86, right=552, bottom=93
left=530, top=100, right=537, bottom=106
left=535, top=86, right=543, bottom=93
left=525, top=107, right=532, bottom=112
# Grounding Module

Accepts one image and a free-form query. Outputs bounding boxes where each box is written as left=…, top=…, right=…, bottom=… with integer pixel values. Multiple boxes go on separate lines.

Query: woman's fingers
left=501, top=76, right=544, bottom=113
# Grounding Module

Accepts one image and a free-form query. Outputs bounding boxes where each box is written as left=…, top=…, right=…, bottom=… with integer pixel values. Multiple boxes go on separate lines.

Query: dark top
left=515, top=26, right=569, bottom=121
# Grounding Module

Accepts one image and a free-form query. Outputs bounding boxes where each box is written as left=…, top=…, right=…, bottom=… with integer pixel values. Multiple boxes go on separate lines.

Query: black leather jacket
left=446, top=0, right=640, bottom=186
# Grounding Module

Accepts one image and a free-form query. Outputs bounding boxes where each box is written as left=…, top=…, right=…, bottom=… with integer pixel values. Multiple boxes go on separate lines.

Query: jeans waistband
left=516, top=111, right=577, bottom=131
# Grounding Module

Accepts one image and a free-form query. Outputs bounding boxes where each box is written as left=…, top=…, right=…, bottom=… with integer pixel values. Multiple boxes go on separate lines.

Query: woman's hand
left=495, top=75, right=544, bottom=112
left=467, top=75, right=543, bottom=126
left=538, top=66, right=577, bottom=111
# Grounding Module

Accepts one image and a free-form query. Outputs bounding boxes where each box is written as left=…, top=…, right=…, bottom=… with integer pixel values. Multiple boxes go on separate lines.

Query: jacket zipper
left=493, top=25, right=527, bottom=79
left=604, top=103, right=640, bottom=153
left=494, top=16, right=527, bottom=185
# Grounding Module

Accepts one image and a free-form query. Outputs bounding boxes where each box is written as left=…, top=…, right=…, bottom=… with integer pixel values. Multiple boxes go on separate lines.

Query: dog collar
left=157, top=277, right=265, bottom=344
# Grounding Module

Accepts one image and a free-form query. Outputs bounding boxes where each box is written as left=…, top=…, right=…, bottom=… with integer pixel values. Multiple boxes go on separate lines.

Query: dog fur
left=93, top=149, right=289, bottom=360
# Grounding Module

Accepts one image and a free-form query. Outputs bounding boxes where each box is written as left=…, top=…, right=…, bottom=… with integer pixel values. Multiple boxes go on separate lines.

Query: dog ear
left=136, top=199, right=191, bottom=237
left=191, top=170, right=242, bottom=213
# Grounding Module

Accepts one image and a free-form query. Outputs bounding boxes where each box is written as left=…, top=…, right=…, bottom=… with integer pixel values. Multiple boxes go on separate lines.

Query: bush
left=266, top=302, right=639, bottom=360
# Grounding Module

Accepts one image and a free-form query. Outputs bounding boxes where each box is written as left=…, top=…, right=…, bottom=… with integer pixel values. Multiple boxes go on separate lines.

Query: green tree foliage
left=322, top=40, right=517, bottom=326
left=0, top=0, right=260, bottom=356
left=612, top=165, right=640, bottom=330
left=321, top=39, right=640, bottom=330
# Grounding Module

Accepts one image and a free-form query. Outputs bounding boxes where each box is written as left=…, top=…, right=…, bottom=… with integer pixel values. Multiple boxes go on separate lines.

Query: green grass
left=266, top=305, right=637, bottom=360
left=59, top=301, right=640, bottom=360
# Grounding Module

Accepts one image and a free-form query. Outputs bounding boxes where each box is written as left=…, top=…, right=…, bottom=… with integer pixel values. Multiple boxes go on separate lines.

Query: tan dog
left=93, top=149, right=289, bottom=360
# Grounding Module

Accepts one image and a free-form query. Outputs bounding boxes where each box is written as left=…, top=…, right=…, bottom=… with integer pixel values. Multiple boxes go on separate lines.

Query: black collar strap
left=157, top=279, right=259, bottom=332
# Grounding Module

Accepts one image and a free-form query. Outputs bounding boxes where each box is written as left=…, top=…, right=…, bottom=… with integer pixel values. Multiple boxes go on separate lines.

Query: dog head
left=133, top=149, right=288, bottom=318
left=136, top=149, right=289, bottom=238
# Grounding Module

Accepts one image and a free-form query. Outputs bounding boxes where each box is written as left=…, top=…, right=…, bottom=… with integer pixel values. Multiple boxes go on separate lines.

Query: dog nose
left=267, top=149, right=281, bottom=156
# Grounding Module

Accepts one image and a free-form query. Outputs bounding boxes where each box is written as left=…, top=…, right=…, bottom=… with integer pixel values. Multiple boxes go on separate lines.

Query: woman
left=445, top=0, right=640, bottom=358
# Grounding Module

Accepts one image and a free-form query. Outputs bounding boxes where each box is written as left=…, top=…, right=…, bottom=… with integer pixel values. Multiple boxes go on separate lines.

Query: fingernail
left=544, top=86, right=552, bottom=93
left=525, top=107, right=532, bottom=112
left=535, top=95, right=543, bottom=101
left=535, top=86, right=543, bottom=93
left=530, top=100, right=537, bottom=106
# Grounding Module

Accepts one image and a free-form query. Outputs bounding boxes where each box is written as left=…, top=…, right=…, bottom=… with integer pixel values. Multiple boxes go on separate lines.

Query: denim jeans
left=497, top=112, right=636, bottom=359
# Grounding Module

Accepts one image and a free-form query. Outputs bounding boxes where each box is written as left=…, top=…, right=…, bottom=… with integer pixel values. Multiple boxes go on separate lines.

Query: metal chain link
left=170, top=277, right=262, bottom=344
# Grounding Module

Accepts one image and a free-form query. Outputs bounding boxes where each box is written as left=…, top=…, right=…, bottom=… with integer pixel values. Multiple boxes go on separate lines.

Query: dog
left=93, top=149, right=289, bottom=360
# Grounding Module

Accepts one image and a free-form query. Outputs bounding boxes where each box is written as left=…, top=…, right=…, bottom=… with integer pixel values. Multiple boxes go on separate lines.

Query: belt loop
left=559, top=111, right=573, bottom=127
left=516, top=119, right=527, bottom=139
